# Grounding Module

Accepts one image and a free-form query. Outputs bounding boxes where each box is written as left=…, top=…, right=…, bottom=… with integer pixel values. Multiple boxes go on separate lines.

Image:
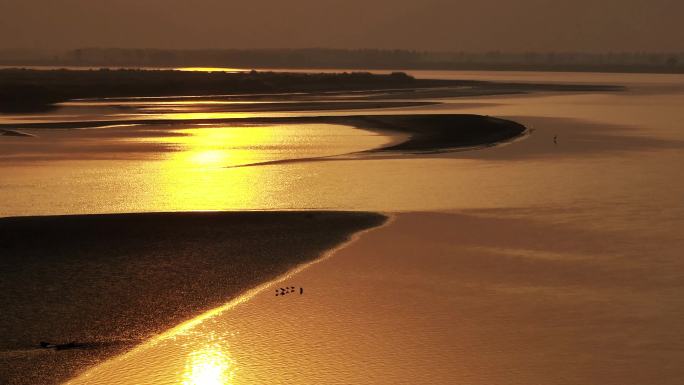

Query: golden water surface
left=2, top=70, right=684, bottom=384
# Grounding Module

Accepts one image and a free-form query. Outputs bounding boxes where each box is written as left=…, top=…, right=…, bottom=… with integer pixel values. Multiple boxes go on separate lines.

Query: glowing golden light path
left=182, top=343, right=236, bottom=385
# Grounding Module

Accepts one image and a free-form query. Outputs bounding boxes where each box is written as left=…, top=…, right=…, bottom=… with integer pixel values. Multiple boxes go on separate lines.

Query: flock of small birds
left=276, top=286, right=303, bottom=296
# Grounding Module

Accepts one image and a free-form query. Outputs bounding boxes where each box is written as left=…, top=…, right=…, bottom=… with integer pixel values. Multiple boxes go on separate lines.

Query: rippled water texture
left=2, top=70, right=684, bottom=384
left=2, top=71, right=683, bottom=225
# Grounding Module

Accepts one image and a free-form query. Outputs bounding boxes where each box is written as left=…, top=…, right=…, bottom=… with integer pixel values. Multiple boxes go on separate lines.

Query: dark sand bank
left=345, top=114, right=526, bottom=153
left=0, top=129, right=33, bottom=137
left=453, top=116, right=684, bottom=161
left=0, top=68, right=623, bottom=113
left=0, top=211, right=386, bottom=385
left=216, top=114, right=527, bottom=167
left=0, top=69, right=436, bottom=112
left=119, top=100, right=439, bottom=114
left=218, top=114, right=526, bottom=155
left=0, top=114, right=527, bottom=161
left=219, top=114, right=527, bottom=168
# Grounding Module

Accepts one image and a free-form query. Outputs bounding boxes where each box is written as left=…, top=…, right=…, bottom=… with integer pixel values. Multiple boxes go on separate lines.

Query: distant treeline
left=0, top=69, right=433, bottom=112
left=1, top=48, right=683, bottom=73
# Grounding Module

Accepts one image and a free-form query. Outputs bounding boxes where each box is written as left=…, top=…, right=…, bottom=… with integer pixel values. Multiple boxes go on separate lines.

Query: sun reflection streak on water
left=130, top=123, right=338, bottom=168
left=0, top=121, right=393, bottom=217
left=182, top=343, right=236, bottom=385
left=144, top=125, right=279, bottom=167
left=135, top=125, right=279, bottom=211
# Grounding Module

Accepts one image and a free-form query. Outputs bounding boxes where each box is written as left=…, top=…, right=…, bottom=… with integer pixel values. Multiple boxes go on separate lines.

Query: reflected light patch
left=190, top=149, right=228, bottom=167
left=130, top=125, right=283, bottom=210
left=131, top=125, right=279, bottom=167
left=155, top=112, right=256, bottom=120
left=176, top=67, right=248, bottom=73
left=182, top=344, right=236, bottom=385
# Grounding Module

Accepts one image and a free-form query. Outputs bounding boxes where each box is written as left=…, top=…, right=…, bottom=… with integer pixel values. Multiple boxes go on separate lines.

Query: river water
left=2, top=70, right=684, bottom=384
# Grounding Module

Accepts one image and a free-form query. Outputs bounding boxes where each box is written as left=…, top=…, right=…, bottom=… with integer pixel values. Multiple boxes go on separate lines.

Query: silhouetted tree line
left=0, top=69, right=426, bottom=112
left=1, top=48, right=682, bottom=73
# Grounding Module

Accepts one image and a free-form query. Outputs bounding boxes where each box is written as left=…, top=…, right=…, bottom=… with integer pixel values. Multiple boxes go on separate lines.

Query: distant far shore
left=0, top=69, right=429, bottom=113
left=1, top=48, right=683, bottom=74
left=0, top=68, right=622, bottom=113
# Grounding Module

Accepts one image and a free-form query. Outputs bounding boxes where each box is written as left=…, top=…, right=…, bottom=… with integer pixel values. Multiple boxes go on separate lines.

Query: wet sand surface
left=0, top=211, right=386, bottom=385
left=67, top=211, right=684, bottom=385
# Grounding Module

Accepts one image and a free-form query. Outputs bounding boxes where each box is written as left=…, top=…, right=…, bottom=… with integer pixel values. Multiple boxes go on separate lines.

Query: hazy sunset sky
left=1, top=0, right=682, bottom=52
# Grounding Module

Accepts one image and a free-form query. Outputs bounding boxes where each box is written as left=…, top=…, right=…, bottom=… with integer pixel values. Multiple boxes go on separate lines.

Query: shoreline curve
left=0, top=211, right=387, bottom=385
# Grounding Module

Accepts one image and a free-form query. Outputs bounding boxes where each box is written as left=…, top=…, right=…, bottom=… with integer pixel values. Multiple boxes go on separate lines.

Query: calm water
left=2, top=71, right=683, bottom=225
left=3, top=70, right=684, bottom=384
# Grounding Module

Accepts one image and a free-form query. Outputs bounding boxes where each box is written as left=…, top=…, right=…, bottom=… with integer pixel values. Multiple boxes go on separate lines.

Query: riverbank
left=0, top=211, right=386, bottom=385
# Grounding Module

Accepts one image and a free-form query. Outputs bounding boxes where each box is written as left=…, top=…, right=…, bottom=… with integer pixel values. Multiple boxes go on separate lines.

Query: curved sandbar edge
left=0, top=113, right=527, bottom=157
left=0, top=211, right=387, bottom=385
left=331, top=114, right=527, bottom=154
